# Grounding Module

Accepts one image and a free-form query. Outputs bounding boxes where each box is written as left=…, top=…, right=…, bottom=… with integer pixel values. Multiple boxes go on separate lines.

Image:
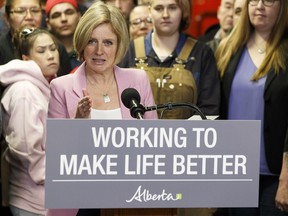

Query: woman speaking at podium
left=47, top=1, right=157, bottom=215
left=48, top=1, right=157, bottom=121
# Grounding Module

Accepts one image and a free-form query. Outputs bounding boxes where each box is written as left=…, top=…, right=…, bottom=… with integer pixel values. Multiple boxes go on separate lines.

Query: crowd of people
left=0, top=0, right=287, bottom=216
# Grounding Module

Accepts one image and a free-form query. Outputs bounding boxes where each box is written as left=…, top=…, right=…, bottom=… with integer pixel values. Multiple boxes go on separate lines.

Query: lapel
left=222, top=46, right=245, bottom=99
left=72, top=63, right=87, bottom=98
left=111, top=66, right=134, bottom=119
left=264, top=70, right=276, bottom=94
left=66, top=63, right=87, bottom=118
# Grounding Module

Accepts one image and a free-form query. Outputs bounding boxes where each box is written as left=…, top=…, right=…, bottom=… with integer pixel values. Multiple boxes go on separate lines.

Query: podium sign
left=45, top=119, right=260, bottom=208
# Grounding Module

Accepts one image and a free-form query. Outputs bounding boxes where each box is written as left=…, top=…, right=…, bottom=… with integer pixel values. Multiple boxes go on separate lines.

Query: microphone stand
left=136, top=113, right=143, bottom=120
left=145, top=102, right=207, bottom=120
left=130, top=101, right=145, bottom=119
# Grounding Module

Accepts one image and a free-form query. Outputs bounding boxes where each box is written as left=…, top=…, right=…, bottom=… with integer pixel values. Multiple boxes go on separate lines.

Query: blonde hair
left=215, top=0, right=288, bottom=81
left=73, top=1, right=129, bottom=64
left=149, top=0, right=190, bottom=31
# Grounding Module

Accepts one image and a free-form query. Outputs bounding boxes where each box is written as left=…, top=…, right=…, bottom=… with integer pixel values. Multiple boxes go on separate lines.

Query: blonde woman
left=46, top=2, right=157, bottom=215
left=216, top=0, right=288, bottom=215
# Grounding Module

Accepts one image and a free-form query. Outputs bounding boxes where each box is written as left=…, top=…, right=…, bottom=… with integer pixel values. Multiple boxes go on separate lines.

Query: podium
left=45, top=119, right=261, bottom=211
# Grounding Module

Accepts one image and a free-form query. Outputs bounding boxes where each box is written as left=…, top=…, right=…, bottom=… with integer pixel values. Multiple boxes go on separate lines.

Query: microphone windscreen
left=121, top=88, right=141, bottom=108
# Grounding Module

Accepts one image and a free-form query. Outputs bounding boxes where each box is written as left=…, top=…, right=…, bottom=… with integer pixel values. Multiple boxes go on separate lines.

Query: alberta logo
left=126, top=185, right=182, bottom=203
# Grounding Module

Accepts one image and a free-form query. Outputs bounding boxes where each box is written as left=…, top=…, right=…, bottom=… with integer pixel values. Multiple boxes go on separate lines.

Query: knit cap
left=45, top=0, right=78, bottom=16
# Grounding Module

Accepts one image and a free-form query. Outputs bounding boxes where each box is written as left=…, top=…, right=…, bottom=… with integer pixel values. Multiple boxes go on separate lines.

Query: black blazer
left=219, top=46, right=288, bottom=174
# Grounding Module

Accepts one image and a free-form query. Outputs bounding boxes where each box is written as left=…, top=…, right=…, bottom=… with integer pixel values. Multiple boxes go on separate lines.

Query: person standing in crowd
left=119, top=0, right=220, bottom=120
left=0, top=0, right=71, bottom=77
left=46, top=2, right=157, bottom=215
left=48, top=1, right=156, bottom=120
left=0, top=27, right=60, bottom=216
left=129, top=4, right=153, bottom=39
left=215, top=0, right=288, bottom=215
left=205, top=0, right=234, bottom=52
left=120, top=0, right=219, bottom=213
left=46, top=0, right=82, bottom=69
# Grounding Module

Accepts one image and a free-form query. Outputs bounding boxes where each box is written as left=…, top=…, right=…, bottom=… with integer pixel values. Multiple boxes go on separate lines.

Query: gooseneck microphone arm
left=121, top=88, right=207, bottom=120
left=145, top=102, right=207, bottom=120
left=130, top=100, right=144, bottom=119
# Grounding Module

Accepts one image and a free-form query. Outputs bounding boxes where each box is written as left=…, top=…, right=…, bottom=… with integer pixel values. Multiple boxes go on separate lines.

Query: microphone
left=121, top=88, right=207, bottom=120
left=121, top=88, right=145, bottom=119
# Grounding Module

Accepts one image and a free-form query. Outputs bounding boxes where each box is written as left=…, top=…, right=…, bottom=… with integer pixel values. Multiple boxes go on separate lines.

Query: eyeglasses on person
left=249, top=0, right=279, bottom=7
left=10, top=7, right=41, bottom=17
left=20, top=28, right=36, bottom=39
left=130, top=17, right=153, bottom=27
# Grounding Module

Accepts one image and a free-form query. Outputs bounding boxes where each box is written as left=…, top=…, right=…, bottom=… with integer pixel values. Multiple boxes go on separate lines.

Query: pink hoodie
left=0, top=59, right=51, bottom=215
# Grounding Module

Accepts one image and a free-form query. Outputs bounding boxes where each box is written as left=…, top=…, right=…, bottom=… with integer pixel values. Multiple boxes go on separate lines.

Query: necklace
left=88, top=75, right=114, bottom=103
left=101, top=77, right=114, bottom=103
left=103, top=94, right=111, bottom=103
left=253, top=36, right=266, bottom=54
left=257, top=47, right=265, bottom=54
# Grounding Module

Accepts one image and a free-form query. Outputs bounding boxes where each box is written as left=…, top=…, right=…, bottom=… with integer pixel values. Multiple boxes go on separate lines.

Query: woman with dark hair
left=0, top=0, right=71, bottom=76
left=0, top=27, right=60, bottom=216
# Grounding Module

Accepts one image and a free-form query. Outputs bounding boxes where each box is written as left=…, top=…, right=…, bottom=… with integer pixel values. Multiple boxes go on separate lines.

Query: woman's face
left=129, top=5, right=153, bottom=39
left=149, top=0, right=182, bottom=36
left=7, top=0, right=42, bottom=33
left=84, top=23, right=118, bottom=74
left=248, top=0, right=281, bottom=33
left=23, top=33, right=59, bottom=80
